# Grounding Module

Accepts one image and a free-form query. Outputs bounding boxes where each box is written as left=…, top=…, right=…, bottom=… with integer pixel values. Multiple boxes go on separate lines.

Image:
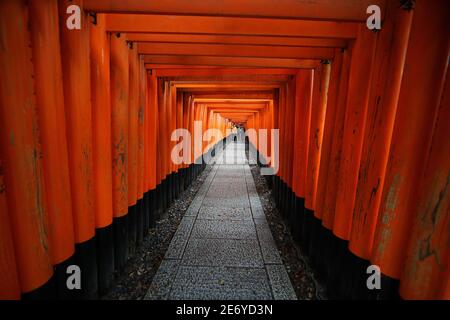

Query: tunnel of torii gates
left=0, top=0, right=448, bottom=300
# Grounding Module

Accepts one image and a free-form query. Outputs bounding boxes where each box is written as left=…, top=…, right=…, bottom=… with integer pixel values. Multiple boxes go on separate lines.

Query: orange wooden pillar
left=278, top=85, right=286, bottom=190
left=182, top=94, right=191, bottom=173
left=29, top=0, right=76, bottom=298
left=344, top=3, right=414, bottom=299
left=154, top=76, right=164, bottom=216
left=0, top=1, right=54, bottom=297
left=292, top=70, right=313, bottom=207
left=136, top=57, right=146, bottom=241
left=143, top=71, right=151, bottom=230
left=165, top=81, right=171, bottom=208
left=192, top=103, right=202, bottom=166
left=158, top=80, right=169, bottom=210
left=265, top=100, right=275, bottom=168
left=0, top=0, right=53, bottom=298
left=350, top=1, right=412, bottom=261
left=302, top=64, right=322, bottom=256
left=181, top=94, right=189, bottom=179
left=89, top=13, right=115, bottom=295
left=371, top=0, right=450, bottom=299
left=167, top=83, right=176, bottom=203
left=200, top=105, right=207, bottom=163
left=400, top=64, right=450, bottom=300
left=261, top=104, right=271, bottom=163
left=312, top=50, right=343, bottom=278
left=281, top=76, right=297, bottom=232
left=147, top=71, right=158, bottom=225
left=196, top=104, right=203, bottom=165
left=176, top=91, right=185, bottom=194
left=197, top=103, right=204, bottom=161
left=110, top=32, right=129, bottom=272
left=285, top=76, right=296, bottom=212
left=304, top=62, right=331, bottom=258
left=253, top=109, right=259, bottom=159
left=274, top=87, right=285, bottom=211
left=318, top=46, right=353, bottom=298
left=329, top=25, right=377, bottom=299
left=201, top=105, right=208, bottom=162
left=168, top=83, right=176, bottom=190
left=127, top=44, right=139, bottom=251
left=172, top=88, right=181, bottom=192
left=321, top=45, right=352, bottom=235
left=315, top=52, right=342, bottom=223
left=305, top=63, right=331, bottom=213
left=59, top=0, right=97, bottom=299
left=184, top=95, right=194, bottom=183
left=0, top=159, right=21, bottom=299
left=333, top=25, right=377, bottom=242
left=204, top=108, right=214, bottom=161
left=271, top=90, right=281, bottom=206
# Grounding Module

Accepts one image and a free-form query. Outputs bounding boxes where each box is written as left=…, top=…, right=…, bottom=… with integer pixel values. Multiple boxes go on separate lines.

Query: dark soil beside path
left=102, top=165, right=213, bottom=300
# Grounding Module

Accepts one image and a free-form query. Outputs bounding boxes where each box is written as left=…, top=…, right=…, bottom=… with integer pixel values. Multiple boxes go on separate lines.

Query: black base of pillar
left=72, top=237, right=98, bottom=299
left=95, top=224, right=114, bottom=296
left=136, top=197, right=144, bottom=245
left=113, top=214, right=129, bottom=274
left=127, top=204, right=137, bottom=255
left=21, top=274, right=56, bottom=300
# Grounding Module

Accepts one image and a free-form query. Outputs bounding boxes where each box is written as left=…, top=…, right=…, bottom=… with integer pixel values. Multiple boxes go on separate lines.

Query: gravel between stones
left=102, top=165, right=213, bottom=300
left=248, top=163, right=326, bottom=300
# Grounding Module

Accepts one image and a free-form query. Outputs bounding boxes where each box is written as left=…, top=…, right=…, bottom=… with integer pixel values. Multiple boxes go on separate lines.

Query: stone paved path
left=145, top=142, right=297, bottom=300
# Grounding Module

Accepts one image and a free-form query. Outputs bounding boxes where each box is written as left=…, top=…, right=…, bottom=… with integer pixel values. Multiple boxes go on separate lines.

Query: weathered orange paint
left=143, top=74, right=150, bottom=191
left=321, top=46, right=352, bottom=230
left=110, top=33, right=129, bottom=218
left=285, top=78, right=296, bottom=188
left=169, top=84, right=177, bottom=173
left=400, top=65, right=450, bottom=300
left=147, top=73, right=158, bottom=190
left=59, top=0, right=96, bottom=243
left=315, top=49, right=343, bottom=221
left=333, top=25, right=377, bottom=240
left=137, top=57, right=146, bottom=198
left=128, top=45, right=139, bottom=207
left=90, top=14, right=114, bottom=229
left=158, top=81, right=168, bottom=180
left=176, top=92, right=185, bottom=168
left=0, top=160, right=21, bottom=299
left=277, top=86, right=286, bottom=183
left=184, top=95, right=194, bottom=165
left=305, top=63, right=331, bottom=211
left=154, top=80, right=163, bottom=184
left=350, top=3, right=413, bottom=260
left=0, top=0, right=53, bottom=292
left=292, top=70, right=313, bottom=198
left=29, top=0, right=75, bottom=262
left=372, top=0, right=450, bottom=281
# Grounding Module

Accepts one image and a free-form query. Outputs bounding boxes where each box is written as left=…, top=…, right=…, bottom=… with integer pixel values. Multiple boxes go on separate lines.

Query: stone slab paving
left=145, top=142, right=296, bottom=300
